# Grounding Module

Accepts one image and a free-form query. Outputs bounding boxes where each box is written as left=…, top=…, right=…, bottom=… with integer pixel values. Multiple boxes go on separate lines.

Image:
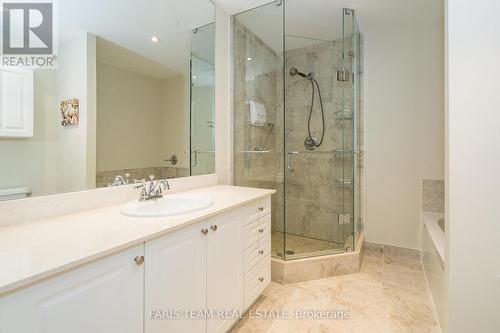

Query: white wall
left=96, top=63, right=188, bottom=171
left=0, top=70, right=58, bottom=196
left=57, top=32, right=97, bottom=192
left=0, top=32, right=97, bottom=196
left=97, top=63, right=164, bottom=171
left=161, top=75, right=190, bottom=168
left=446, top=0, right=500, bottom=331
left=215, top=5, right=232, bottom=184
left=363, top=0, right=445, bottom=249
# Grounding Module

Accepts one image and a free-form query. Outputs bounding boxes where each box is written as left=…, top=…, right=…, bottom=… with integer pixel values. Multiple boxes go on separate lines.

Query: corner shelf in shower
left=334, top=149, right=362, bottom=158
left=334, top=110, right=352, bottom=120
left=284, top=150, right=361, bottom=157
left=241, top=150, right=274, bottom=154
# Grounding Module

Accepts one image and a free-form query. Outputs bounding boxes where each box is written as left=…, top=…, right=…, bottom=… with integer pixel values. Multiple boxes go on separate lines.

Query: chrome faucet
left=108, top=174, right=130, bottom=187
left=135, top=176, right=170, bottom=201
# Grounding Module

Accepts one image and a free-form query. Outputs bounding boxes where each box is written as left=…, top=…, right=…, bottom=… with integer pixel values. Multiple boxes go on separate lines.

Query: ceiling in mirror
left=59, top=0, right=214, bottom=75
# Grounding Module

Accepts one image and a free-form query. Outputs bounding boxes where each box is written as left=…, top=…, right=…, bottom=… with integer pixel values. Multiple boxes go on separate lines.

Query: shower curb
left=271, top=234, right=365, bottom=284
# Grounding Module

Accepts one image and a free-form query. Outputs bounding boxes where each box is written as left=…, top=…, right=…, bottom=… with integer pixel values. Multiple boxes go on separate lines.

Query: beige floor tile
left=231, top=245, right=438, bottom=333
left=382, top=264, right=428, bottom=293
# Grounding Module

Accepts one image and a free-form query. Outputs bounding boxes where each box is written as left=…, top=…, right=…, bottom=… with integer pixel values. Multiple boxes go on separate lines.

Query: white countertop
left=0, top=185, right=275, bottom=295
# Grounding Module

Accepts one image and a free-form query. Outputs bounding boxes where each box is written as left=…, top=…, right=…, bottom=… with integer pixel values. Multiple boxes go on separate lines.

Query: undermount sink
left=121, top=195, right=214, bottom=218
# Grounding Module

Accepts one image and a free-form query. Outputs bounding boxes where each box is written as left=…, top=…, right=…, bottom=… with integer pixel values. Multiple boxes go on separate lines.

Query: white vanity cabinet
left=144, top=220, right=208, bottom=333
left=206, top=208, right=245, bottom=333
left=0, top=245, right=145, bottom=333
left=242, top=198, right=272, bottom=310
left=145, top=208, right=245, bottom=333
left=142, top=196, right=271, bottom=332
left=0, top=194, right=272, bottom=333
left=0, top=66, right=34, bottom=138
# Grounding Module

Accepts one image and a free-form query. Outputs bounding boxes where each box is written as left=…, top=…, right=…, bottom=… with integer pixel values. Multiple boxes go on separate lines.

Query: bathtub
left=422, top=212, right=445, bottom=265
left=421, top=211, right=447, bottom=331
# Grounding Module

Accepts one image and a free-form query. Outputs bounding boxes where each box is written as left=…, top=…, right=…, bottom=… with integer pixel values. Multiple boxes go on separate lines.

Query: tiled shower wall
left=422, top=179, right=445, bottom=213
left=234, top=21, right=364, bottom=248
left=233, top=22, right=282, bottom=229
left=284, top=40, right=355, bottom=245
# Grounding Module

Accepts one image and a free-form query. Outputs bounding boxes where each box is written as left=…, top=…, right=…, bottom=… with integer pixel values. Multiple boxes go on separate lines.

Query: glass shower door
left=340, top=8, right=362, bottom=251
left=190, top=23, right=215, bottom=176
left=233, top=2, right=362, bottom=261
left=282, top=24, right=350, bottom=260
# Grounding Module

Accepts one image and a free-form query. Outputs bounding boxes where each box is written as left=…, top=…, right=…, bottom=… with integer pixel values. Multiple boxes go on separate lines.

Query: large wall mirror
left=0, top=0, right=215, bottom=201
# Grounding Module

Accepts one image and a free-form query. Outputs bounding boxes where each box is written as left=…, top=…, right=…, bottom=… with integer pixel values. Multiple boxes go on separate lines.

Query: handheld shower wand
left=289, top=67, right=325, bottom=150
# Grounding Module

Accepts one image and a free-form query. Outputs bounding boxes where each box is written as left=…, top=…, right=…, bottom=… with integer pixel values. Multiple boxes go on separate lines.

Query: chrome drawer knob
left=134, top=256, right=145, bottom=265
left=259, top=277, right=264, bottom=283
left=210, top=225, right=218, bottom=232
left=201, top=228, right=209, bottom=235
left=258, top=228, right=264, bottom=233
left=258, top=250, right=264, bottom=255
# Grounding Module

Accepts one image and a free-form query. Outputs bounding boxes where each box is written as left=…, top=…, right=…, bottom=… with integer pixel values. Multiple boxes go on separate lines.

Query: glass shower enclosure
left=234, top=1, right=363, bottom=260
left=191, top=23, right=216, bottom=176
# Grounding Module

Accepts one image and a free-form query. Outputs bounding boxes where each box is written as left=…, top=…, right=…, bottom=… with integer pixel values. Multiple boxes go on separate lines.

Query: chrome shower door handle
left=287, top=151, right=298, bottom=172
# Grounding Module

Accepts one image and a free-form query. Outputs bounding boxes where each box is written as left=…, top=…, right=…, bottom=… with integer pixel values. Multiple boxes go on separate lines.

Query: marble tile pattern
left=96, top=167, right=190, bottom=187
left=422, top=180, right=444, bottom=213
left=232, top=242, right=439, bottom=333
left=284, top=39, right=360, bottom=246
left=233, top=19, right=365, bottom=256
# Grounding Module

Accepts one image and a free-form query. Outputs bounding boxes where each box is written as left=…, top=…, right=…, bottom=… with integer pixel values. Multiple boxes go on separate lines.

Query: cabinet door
left=207, top=208, right=244, bottom=333
left=0, top=245, right=144, bottom=333
left=145, top=220, right=207, bottom=333
left=0, top=66, right=33, bottom=138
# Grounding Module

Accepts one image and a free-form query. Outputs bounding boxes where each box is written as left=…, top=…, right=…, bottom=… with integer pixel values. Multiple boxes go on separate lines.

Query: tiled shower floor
left=271, top=232, right=345, bottom=260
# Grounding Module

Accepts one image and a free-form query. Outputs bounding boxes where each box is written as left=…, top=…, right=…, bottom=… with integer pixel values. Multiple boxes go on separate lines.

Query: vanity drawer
left=244, top=214, right=271, bottom=249
left=246, top=197, right=271, bottom=226
left=244, top=235, right=271, bottom=273
left=244, top=255, right=271, bottom=310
